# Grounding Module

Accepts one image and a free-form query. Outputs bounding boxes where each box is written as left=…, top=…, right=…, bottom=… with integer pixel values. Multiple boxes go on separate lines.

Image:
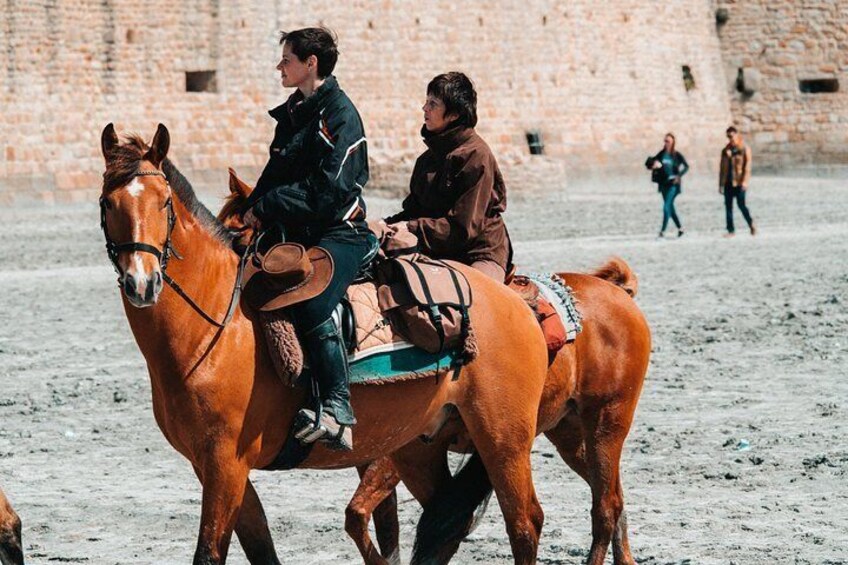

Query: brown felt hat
left=242, top=243, right=333, bottom=312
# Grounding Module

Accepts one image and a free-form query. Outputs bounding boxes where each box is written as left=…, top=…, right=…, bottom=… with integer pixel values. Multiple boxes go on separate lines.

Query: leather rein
left=99, top=170, right=248, bottom=329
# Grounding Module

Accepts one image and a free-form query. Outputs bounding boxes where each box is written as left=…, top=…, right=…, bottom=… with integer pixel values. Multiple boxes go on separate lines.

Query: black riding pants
left=288, top=229, right=376, bottom=334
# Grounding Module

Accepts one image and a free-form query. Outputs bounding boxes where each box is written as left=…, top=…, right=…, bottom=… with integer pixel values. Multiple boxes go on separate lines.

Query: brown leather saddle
left=508, top=275, right=568, bottom=358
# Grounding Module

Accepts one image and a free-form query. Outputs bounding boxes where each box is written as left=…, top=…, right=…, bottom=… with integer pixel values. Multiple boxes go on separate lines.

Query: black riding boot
left=303, top=316, right=356, bottom=426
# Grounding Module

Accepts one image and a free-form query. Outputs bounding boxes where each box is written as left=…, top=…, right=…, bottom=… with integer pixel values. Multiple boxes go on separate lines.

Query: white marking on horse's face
left=126, top=177, right=145, bottom=197
left=122, top=252, right=160, bottom=308
left=133, top=254, right=146, bottom=278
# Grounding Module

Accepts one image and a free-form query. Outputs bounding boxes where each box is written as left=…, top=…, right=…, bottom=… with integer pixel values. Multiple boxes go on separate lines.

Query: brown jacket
left=386, top=126, right=510, bottom=269
left=719, top=141, right=752, bottom=188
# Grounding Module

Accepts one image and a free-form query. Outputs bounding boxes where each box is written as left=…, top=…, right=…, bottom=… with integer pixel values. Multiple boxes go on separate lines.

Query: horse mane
left=217, top=190, right=248, bottom=223
left=103, top=134, right=233, bottom=246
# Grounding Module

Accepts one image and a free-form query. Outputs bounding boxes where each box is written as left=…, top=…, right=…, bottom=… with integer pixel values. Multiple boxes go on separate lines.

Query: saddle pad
left=520, top=273, right=583, bottom=342
left=344, top=281, right=403, bottom=352
left=344, top=282, right=461, bottom=383
left=349, top=343, right=460, bottom=384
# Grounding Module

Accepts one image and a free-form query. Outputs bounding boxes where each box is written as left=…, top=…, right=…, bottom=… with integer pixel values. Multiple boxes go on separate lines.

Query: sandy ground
left=0, top=173, right=846, bottom=564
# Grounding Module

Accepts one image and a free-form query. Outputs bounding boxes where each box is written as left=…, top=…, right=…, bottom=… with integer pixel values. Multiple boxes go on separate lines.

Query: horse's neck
left=123, top=199, right=240, bottom=384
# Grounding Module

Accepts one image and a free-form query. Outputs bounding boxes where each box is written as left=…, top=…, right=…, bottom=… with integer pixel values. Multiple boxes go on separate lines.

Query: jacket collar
left=268, top=75, right=340, bottom=128
left=725, top=139, right=746, bottom=152
left=421, top=123, right=475, bottom=155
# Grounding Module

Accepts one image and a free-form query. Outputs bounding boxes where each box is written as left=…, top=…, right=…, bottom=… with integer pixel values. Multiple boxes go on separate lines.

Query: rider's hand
left=719, top=186, right=725, bottom=195
left=243, top=208, right=261, bottom=230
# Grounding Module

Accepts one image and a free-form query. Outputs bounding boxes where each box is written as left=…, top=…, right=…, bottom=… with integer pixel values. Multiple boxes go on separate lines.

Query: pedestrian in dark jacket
left=384, top=72, right=511, bottom=282
left=719, top=126, right=756, bottom=237
left=647, top=132, right=689, bottom=238
left=244, top=27, right=375, bottom=451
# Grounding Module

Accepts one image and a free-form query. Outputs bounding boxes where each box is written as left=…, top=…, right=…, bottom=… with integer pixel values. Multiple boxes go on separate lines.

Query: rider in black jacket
left=244, top=28, right=374, bottom=451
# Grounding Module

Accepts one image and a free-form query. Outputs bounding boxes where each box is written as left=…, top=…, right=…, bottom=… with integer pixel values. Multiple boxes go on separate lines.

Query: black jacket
left=647, top=150, right=689, bottom=192
left=247, top=76, right=368, bottom=239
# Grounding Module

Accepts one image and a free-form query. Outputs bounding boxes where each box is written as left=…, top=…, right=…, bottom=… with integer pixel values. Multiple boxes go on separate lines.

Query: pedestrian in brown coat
left=385, top=72, right=511, bottom=282
left=720, top=126, right=756, bottom=236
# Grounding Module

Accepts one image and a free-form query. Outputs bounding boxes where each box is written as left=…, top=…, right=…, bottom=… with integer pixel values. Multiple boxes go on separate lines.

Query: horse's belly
left=303, top=376, right=455, bottom=469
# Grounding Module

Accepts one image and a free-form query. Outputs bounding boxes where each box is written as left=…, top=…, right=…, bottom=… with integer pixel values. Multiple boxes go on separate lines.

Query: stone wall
left=0, top=1, right=732, bottom=203
left=716, top=0, right=848, bottom=170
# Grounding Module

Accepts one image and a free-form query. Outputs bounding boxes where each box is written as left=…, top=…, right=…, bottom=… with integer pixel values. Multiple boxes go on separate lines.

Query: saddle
left=246, top=244, right=476, bottom=385
left=509, top=273, right=582, bottom=358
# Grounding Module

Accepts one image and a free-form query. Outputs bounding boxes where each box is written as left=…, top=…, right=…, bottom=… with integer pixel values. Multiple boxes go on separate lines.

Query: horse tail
left=411, top=452, right=492, bottom=564
left=590, top=256, right=638, bottom=297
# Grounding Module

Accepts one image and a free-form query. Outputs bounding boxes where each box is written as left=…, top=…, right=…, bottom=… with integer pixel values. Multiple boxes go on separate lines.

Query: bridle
left=99, top=169, right=248, bottom=328
left=100, top=170, right=179, bottom=275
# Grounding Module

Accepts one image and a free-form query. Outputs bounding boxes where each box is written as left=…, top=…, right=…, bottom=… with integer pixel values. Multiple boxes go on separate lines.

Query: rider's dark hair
left=279, top=27, right=339, bottom=78
left=726, top=125, right=738, bottom=134
left=427, top=72, right=478, bottom=128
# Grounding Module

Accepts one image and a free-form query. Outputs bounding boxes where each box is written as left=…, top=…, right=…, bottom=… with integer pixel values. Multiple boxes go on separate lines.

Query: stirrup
left=293, top=408, right=353, bottom=451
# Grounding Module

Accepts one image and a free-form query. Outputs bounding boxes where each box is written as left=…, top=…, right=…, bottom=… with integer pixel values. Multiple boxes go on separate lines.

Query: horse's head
left=100, top=123, right=173, bottom=308
left=217, top=168, right=255, bottom=253
left=0, top=488, right=23, bottom=565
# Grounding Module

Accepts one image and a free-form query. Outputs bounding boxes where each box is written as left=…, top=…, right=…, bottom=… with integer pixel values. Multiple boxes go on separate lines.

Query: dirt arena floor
left=0, top=172, right=846, bottom=564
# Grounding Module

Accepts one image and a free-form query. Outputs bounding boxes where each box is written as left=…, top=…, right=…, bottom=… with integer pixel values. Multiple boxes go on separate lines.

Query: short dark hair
left=427, top=72, right=478, bottom=128
left=726, top=126, right=738, bottom=134
left=279, top=27, right=339, bottom=78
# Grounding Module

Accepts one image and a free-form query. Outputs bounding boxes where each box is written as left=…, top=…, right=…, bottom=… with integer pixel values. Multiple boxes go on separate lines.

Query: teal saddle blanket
left=348, top=343, right=461, bottom=384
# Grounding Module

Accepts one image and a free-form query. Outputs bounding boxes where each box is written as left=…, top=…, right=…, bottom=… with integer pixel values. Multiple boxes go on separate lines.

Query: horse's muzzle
left=123, top=270, right=163, bottom=308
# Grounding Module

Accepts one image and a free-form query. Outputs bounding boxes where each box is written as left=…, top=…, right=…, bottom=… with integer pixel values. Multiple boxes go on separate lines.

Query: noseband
left=100, top=169, right=247, bottom=328
left=99, top=170, right=179, bottom=277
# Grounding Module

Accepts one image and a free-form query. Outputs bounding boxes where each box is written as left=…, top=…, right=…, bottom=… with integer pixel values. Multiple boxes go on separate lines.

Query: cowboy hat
left=243, top=243, right=333, bottom=312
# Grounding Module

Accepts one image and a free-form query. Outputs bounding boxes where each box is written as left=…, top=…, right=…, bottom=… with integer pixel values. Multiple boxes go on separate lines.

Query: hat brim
left=244, top=247, right=334, bottom=312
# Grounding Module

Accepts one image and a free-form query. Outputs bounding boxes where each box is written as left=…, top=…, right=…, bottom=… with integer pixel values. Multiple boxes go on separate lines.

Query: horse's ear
left=101, top=123, right=119, bottom=163
left=144, top=123, right=170, bottom=168
left=228, top=167, right=254, bottom=198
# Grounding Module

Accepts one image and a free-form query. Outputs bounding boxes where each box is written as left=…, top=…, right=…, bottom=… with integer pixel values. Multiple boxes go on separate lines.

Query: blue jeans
left=724, top=185, right=753, bottom=233
left=660, top=183, right=681, bottom=232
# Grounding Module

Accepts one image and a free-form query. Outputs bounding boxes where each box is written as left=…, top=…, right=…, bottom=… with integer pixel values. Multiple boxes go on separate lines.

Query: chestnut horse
left=0, top=488, right=22, bottom=565
left=341, top=261, right=649, bottom=565
left=220, top=172, right=652, bottom=564
left=99, top=124, right=552, bottom=564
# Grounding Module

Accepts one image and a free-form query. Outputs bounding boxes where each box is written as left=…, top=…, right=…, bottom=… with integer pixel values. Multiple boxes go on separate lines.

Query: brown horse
left=0, top=488, right=22, bottom=565
left=342, top=262, right=648, bottom=565
left=219, top=172, right=652, bottom=564
left=100, top=123, right=553, bottom=564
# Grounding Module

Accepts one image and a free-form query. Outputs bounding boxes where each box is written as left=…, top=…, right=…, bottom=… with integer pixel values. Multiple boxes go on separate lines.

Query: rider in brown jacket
left=385, top=72, right=511, bottom=281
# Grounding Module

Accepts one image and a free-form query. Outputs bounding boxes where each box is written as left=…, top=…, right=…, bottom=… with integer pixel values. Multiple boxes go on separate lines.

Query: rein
left=100, top=170, right=247, bottom=329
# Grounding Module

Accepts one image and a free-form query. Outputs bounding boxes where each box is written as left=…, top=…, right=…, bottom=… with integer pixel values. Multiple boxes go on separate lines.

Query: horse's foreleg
left=234, top=479, right=281, bottom=565
left=346, top=459, right=401, bottom=565
left=193, top=457, right=250, bottom=565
